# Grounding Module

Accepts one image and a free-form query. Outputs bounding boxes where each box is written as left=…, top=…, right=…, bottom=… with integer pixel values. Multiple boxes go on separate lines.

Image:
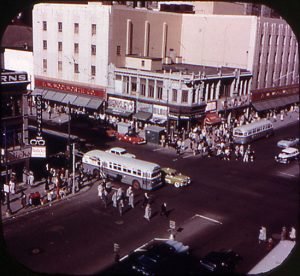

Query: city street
left=1, top=121, right=299, bottom=274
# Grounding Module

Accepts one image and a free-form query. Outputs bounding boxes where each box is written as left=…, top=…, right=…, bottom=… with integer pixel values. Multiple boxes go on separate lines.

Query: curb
left=1, top=180, right=98, bottom=223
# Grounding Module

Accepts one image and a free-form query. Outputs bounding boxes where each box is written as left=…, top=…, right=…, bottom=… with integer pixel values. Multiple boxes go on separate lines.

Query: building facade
left=0, top=69, right=31, bottom=184
left=32, top=2, right=297, bottom=132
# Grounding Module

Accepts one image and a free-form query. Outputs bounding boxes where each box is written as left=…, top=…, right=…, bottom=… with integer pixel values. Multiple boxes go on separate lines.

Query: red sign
left=35, top=78, right=106, bottom=98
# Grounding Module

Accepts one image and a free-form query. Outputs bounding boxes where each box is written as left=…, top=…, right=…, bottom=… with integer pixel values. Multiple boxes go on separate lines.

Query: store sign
left=31, top=146, right=46, bottom=158
left=153, top=104, right=168, bottom=119
left=35, top=78, right=105, bottom=97
left=108, top=97, right=134, bottom=112
left=1, top=73, right=28, bottom=84
left=136, top=102, right=153, bottom=113
left=35, top=94, right=43, bottom=137
left=205, top=101, right=217, bottom=112
left=7, top=147, right=32, bottom=163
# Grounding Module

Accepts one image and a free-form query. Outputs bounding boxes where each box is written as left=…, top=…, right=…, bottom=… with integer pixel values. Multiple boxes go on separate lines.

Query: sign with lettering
left=31, top=146, right=46, bottom=158
left=1, top=72, right=28, bottom=84
left=35, top=95, right=43, bottom=137
left=35, top=78, right=106, bottom=98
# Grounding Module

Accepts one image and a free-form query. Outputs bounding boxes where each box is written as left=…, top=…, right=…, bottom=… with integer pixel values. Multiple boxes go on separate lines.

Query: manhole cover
left=115, top=220, right=124, bottom=225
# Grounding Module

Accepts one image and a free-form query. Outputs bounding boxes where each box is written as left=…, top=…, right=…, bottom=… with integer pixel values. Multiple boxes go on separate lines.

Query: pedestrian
left=112, top=191, right=117, bottom=208
left=267, top=238, right=274, bottom=251
left=22, top=167, right=28, bottom=185
left=47, top=191, right=53, bottom=206
left=144, top=203, right=151, bottom=221
left=28, top=171, right=35, bottom=186
left=258, top=226, right=267, bottom=244
left=118, top=199, right=124, bottom=216
left=126, top=186, right=132, bottom=201
left=142, top=192, right=150, bottom=208
left=160, top=202, right=168, bottom=217
left=102, top=189, right=108, bottom=208
left=128, top=190, right=134, bottom=208
left=98, top=183, right=104, bottom=200
left=289, top=227, right=296, bottom=241
left=9, top=177, right=16, bottom=194
left=117, top=187, right=124, bottom=201
left=20, top=191, right=27, bottom=208
left=281, top=226, right=287, bottom=240
left=280, top=110, right=284, bottom=121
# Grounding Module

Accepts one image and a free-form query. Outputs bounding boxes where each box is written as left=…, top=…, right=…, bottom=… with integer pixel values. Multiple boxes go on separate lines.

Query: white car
left=275, top=147, right=300, bottom=164
left=277, top=138, right=299, bottom=148
left=105, top=147, right=136, bottom=158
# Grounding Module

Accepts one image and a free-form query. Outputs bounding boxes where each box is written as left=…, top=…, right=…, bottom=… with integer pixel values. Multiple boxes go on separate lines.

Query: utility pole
left=68, top=101, right=71, bottom=169
left=3, top=123, right=11, bottom=215
left=72, top=143, right=76, bottom=194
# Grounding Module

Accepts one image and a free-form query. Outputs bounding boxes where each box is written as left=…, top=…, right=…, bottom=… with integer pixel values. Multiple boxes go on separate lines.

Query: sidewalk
left=1, top=176, right=98, bottom=223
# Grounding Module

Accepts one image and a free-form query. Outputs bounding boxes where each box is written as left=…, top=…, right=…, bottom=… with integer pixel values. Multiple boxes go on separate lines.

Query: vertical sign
left=35, top=94, right=43, bottom=138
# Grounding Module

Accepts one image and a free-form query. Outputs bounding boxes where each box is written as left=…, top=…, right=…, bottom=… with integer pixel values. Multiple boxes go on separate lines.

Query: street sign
left=169, top=220, right=176, bottom=229
left=1, top=169, right=12, bottom=176
left=114, top=243, right=120, bottom=253
left=31, top=146, right=46, bottom=158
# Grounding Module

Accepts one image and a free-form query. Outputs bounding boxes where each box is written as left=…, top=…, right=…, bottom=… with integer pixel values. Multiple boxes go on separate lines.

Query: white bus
left=233, top=119, right=274, bottom=144
left=82, top=150, right=162, bottom=190
left=248, top=240, right=296, bottom=275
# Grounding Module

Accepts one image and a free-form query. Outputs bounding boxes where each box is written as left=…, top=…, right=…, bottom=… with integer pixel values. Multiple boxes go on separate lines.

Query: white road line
left=153, top=148, right=165, bottom=151
left=279, top=172, right=297, bottom=178
left=183, top=154, right=194, bottom=159
left=194, top=214, right=223, bottom=225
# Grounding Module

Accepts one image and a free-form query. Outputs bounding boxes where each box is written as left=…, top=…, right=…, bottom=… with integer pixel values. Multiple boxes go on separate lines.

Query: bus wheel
left=132, top=180, right=140, bottom=190
left=174, top=182, right=180, bottom=188
left=93, top=169, right=100, bottom=179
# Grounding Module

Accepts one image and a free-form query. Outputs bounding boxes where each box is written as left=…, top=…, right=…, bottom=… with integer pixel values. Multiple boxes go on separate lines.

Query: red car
left=115, top=132, right=146, bottom=145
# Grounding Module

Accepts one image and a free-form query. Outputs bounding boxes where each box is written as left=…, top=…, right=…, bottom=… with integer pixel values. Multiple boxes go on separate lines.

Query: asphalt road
left=1, top=122, right=299, bottom=275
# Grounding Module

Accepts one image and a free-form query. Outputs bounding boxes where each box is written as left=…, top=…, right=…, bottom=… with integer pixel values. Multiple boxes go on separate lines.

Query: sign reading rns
left=1, top=73, right=28, bottom=83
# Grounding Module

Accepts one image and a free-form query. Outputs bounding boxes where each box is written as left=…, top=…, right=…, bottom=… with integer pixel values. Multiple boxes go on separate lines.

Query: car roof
left=162, top=167, right=177, bottom=173
left=282, top=147, right=298, bottom=153
left=108, top=147, right=126, bottom=152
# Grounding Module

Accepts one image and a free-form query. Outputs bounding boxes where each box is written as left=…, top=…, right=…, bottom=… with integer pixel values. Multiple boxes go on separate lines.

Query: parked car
left=275, top=147, right=300, bottom=164
left=105, top=147, right=136, bottom=158
left=131, top=240, right=189, bottom=275
left=116, top=132, right=146, bottom=145
left=277, top=137, right=299, bottom=148
left=161, top=167, right=191, bottom=188
left=199, top=250, right=242, bottom=274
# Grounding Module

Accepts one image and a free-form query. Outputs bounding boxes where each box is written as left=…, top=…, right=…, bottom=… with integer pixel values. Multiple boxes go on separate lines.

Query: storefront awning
left=72, top=96, right=91, bottom=107
left=105, top=108, right=133, bottom=117
left=61, top=93, right=78, bottom=104
left=52, top=91, right=67, bottom=102
left=43, top=90, right=56, bottom=100
left=252, top=95, right=299, bottom=112
left=85, top=98, right=104, bottom=111
left=133, top=111, right=152, bottom=122
left=31, top=88, right=45, bottom=96
left=150, top=118, right=167, bottom=125
left=204, top=112, right=222, bottom=125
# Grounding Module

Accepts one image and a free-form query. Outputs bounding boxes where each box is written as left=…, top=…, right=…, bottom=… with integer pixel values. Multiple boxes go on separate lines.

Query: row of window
left=42, top=59, right=96, bottom=76
left=42, top=21, right=97, bottom=35
left=108, top=161, right=144, bottom=177
left=43, top=40, right=97, bottom=55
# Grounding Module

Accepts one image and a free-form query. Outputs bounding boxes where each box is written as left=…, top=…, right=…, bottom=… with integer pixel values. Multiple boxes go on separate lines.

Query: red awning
left=204, top=113, right=222, bottom=125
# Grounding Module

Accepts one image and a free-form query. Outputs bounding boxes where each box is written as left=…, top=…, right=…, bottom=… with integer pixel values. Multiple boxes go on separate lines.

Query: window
left=43, top=59, right=47, bottom=71
left=148, top=81, right=154, bottom=98
left=74, top=43, right=79, bottom=54
left=157, top=86, right=163, bottom=100
left=43, top=21, right=47, bottom=31
left=172, top=89, right=177, bottom=102
left=182, top=90, right=188, bottom=103
left=74, top=63, right=79, bottom=73
left=74, top=23, right=79, bottom=34
left=91, top=45, right=96, bottom=56
left=58, top=22, right=63, bottom=32
left=91, top=65, right=96, bottom=76
left=58, top=41, right=62, bottom=51
left=92, top=24, right=96, bottom=35
left=141, top=83, right=146, bottom=96
left=141, top=60, right=145, bottom=67
left=58, top=61, right=62, bottom=71
left=192, top=90, right=196, bottom=103
left=116, top=45, right=121, bottom=56
left=43, top=40, right=47, bottom=50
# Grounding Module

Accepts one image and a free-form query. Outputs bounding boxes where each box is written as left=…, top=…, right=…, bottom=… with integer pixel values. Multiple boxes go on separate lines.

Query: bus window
left=137, top=170, right=141, bottom=176
left=234, top=130, right=243, bottom=136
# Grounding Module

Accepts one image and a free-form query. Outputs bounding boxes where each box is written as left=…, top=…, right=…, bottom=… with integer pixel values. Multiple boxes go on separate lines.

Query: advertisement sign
left=108, top=96, right=134, bottom=112
left=205, top=101, right=217, bottom=112
left=31, top=146, right=46, bottom=158
left=136, top=102, right=153, bottom=113
left=153, top=104, right=168, bottom=119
